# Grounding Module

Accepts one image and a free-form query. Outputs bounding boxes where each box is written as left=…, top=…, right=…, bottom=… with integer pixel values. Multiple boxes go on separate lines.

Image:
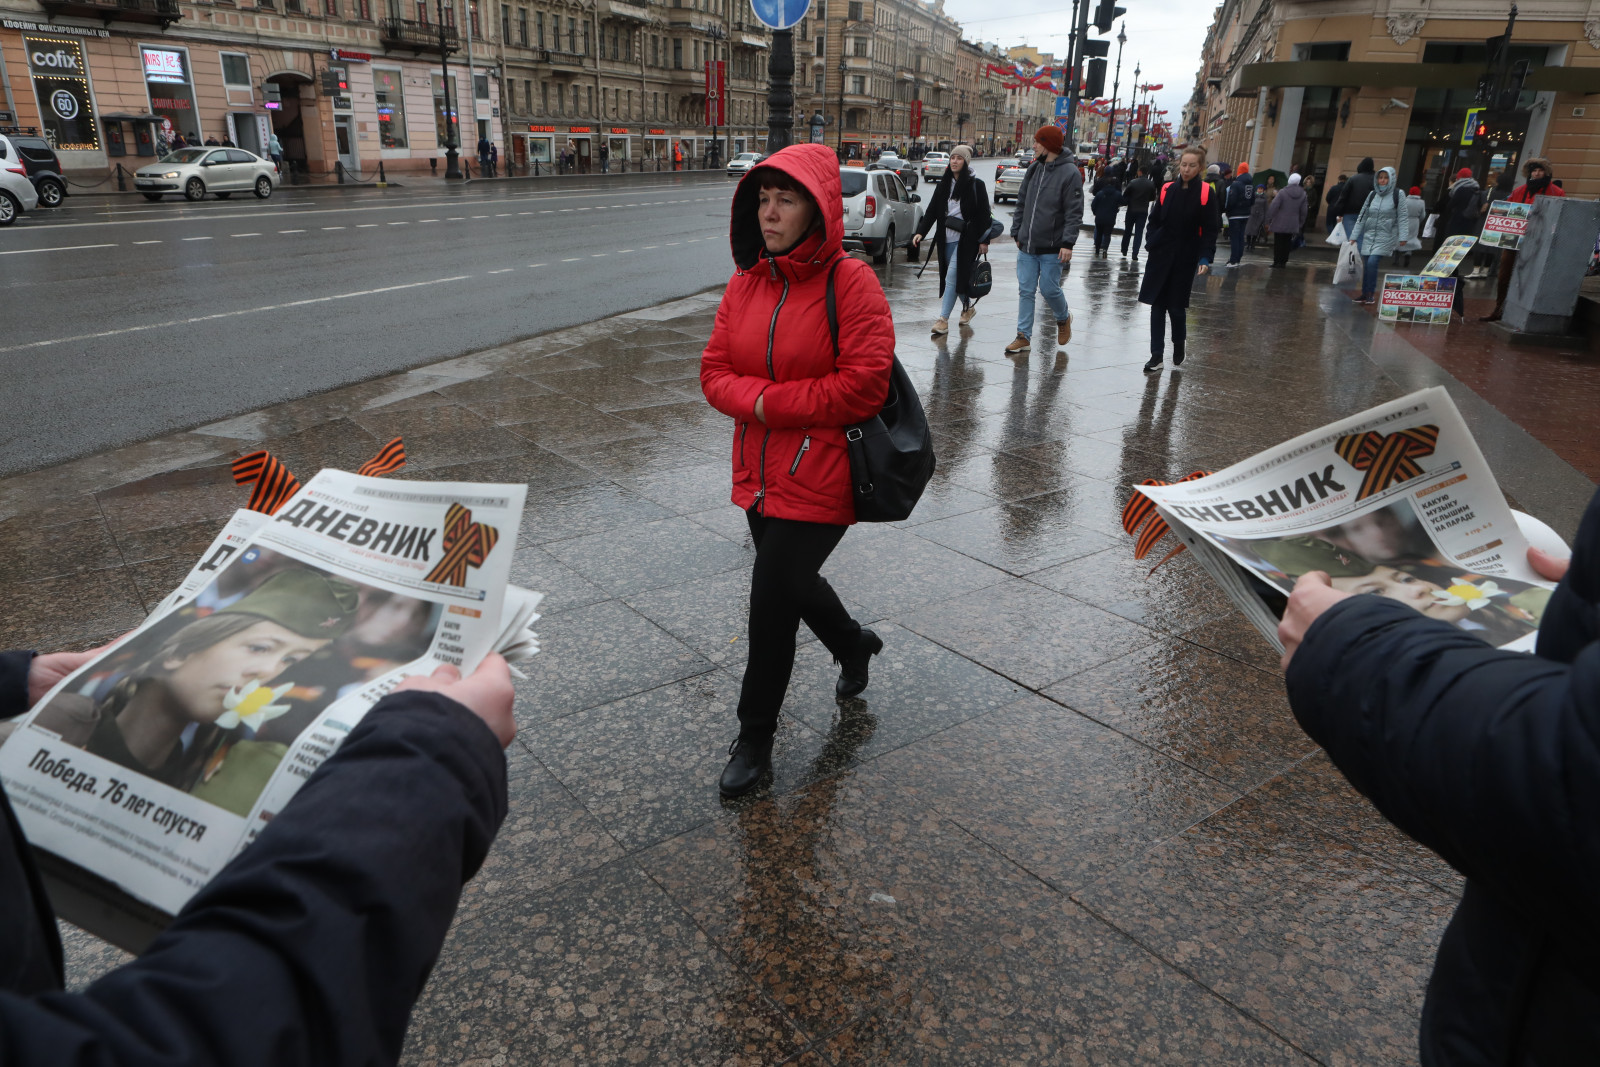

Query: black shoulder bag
left=826, top=259, right=936, bottom=522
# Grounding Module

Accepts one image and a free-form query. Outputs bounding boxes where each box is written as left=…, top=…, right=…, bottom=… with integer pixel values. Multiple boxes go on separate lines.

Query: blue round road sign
left=750, top=0, right=811, bottom=31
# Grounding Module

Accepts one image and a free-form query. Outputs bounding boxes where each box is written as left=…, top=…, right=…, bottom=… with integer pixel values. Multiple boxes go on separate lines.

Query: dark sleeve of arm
left=0, top=651, right=32, bottom=722
left=1287, top=595, right=1600, bottom=931
left=1060, top=169, right=1084, bottom=249
left=0, top=690, right=508, bottom=1067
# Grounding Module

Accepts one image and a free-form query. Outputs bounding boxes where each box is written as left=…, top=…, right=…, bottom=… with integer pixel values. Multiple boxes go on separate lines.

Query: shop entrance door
left=573, top=137, right=591, bottom=172
left=335, top=116, right=359, bottom=173
left=231, top=114, right=263, bottom=156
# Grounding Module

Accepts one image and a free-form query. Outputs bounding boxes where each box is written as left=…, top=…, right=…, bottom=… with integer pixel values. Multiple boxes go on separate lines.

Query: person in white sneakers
left=911, top=145, right=993, bottom=336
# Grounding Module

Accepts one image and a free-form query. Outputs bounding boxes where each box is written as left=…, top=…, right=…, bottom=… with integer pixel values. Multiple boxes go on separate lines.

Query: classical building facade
left=809, top=0, right=961, bottom=153
left=1183, top=0, right=1600, bottom=200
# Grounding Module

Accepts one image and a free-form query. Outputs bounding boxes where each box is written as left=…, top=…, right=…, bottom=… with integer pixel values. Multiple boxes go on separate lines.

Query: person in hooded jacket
left=700, top=144, right=895, bottom=797
left=1336, top=157, right=1377, bottom=238
left=1265, top=173, right=1308, bottom=268
left=0, top=640, right=514, bottom=1064
left=1394, top=185, right=1427, bottom=268
left=1140, top=147, right=1220, bottom=373
left=1279, top=482, right=1600, bottom=1066
left=1437, top=168, right=1483, bottom=318
left=1324, top=174, right=1347, bottom=233
left=1091, top=178, right=1123, bottom=254
left=1223, top=164, right=1255, bottom=267
left=1481, top=156, right=1565, bottom=323
left=1245, top=184, right=1269, bottom=249
left=1349, top=166, right=1412, bottom=304
left=1120, top=165, right=1157, bottom=261
left=1007, top=124, right=1083, bottom=355
left=912, top=144, right=993, bottom=336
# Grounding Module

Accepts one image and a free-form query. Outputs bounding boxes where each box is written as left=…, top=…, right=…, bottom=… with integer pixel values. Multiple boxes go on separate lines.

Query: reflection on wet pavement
left=9, top=240, right=1594, bottom=1064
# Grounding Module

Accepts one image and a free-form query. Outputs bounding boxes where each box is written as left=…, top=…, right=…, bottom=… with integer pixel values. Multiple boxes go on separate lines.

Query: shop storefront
left=605, top=126, right=629, bottom=170
left=643, top=128, right=669, bottom=168
left=566, top=125, right=592, bottom=172
left=18, top=29, right=104, bottom=166
left=140, top=44, right=197, bottom=153
left=524, top=123, right=555, bottom=168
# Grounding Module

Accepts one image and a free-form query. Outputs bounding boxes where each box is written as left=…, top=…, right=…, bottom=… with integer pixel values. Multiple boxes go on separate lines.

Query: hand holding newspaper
left=1127, top=387, right=1559, bottom=655
left=0, top=469, right=539, bottom=943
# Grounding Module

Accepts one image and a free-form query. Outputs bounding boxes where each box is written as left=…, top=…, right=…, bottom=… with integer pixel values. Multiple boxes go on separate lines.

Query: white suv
left=840, top=166, right=922, bottom=264
left=0, top=136, right=40, bottom=226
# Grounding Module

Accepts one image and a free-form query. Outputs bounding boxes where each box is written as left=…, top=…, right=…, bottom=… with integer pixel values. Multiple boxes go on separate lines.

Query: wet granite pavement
left=11, top=235, right=1597, bottom=1064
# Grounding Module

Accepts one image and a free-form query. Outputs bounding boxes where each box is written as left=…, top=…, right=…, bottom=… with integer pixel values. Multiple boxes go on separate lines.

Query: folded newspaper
left=1125, top=387, right=1562, bottom=655
left=0, top=469, right=538, bottom=949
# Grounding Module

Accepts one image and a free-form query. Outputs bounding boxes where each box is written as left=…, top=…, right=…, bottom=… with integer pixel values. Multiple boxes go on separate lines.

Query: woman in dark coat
left=1139, top=148, right=1221, bottom=373
left=912, top=144, right=993, bottom=335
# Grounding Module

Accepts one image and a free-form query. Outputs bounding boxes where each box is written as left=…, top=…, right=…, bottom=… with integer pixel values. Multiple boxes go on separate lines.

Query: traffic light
left=1080, top=38, right=1110, bottom=58
left=1084, top=57, right=1107, bottom=98
left=1092, top=0, right=1125, bottom=34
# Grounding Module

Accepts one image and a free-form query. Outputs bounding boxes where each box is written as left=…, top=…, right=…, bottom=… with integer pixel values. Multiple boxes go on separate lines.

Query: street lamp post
left=1122, top=62, right=1139, bottom=160
left=438, top=0, right=461, bottom=178
left=767, top=29, right=795, bottom=152
left=1105, top=22, right=1125, bottom=164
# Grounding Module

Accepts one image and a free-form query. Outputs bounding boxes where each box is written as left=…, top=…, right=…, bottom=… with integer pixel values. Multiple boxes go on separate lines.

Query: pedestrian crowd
left=1, top=130, right=1596, bottom=1067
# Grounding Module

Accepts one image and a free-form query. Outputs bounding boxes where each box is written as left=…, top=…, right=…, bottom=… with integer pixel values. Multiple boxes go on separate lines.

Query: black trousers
left=736, top=507, right=861, bottom=740
left=1150, top=303, right=1185, bottom=355
left=1272, top=231, right=1295, bottom=267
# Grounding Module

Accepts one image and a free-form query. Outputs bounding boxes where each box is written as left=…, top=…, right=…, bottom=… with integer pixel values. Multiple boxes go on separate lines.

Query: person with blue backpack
left=1139, top=148, right=1221, bottom=373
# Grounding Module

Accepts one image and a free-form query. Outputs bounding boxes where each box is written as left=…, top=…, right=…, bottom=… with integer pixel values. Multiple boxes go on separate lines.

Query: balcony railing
left=39, top=0, right=180, bottom=25
left=379, top=17, right=459, bottom=54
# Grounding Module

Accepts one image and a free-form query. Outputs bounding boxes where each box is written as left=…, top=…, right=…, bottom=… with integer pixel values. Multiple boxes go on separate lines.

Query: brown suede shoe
left=1004, top=333, right=1031, bottom=354
left=1057, top=317, right=1072, bottom=347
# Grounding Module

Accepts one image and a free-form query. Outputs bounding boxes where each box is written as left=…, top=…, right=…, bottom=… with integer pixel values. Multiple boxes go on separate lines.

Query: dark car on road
left=0, top=128, right=67, bottom=207
left=868, top=153, right=919, bottom=192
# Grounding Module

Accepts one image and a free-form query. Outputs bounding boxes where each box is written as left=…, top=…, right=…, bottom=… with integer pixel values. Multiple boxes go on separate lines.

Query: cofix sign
left=22, top=35, right=99, bottom=151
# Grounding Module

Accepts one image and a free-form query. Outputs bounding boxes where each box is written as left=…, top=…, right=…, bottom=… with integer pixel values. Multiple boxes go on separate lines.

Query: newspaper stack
left=0, top=469, right=539, bottom=942
left=1126, top=387, right=1564, bottom=655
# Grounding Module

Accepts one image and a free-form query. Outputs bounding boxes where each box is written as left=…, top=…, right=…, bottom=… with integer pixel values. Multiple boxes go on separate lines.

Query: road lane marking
left=183, top=236, right=212, bottom=241
left=527, top=262, right=546, bottom=267
left=322, top=225, right=345, bottom=230
left=0, top=243, right=117, bottom=256
left=132, top=240, right=162, bottom=245
left=591, top=253, right=608, bottom=258
left=447, top=216, right=466, bottom=220
left=232, top=232, right=261, bottom=237
left=616, top=248, right=634, bottom=253
left=561, top=257, right=581, bottom=262
left=495, top=212, right=512, bottom=217
left=487, top=268, right=513, bottom=274
left=0, top=274, right=474, bottom=353
left=471, top=215, right=488, bottom=218
left=642, top=245, right=658, bottom=249
left=357, top=223, right=378, bottom=228
left=388, top=221, right=409, bottom=225
left=279, top=229, right=306, bottom=233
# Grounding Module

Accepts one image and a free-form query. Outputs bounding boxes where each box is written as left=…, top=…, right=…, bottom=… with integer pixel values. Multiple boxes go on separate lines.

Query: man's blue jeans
left=1121, top=211, right=1147, bottom=257
left=1016, top=251, right=1071, bottom=336
left=1227, top=218, right=1249, bottom=264
left=1342, top=213, right=1360, bottom=241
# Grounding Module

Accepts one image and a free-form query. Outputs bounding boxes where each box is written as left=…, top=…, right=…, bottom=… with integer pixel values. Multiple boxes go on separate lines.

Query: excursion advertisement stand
left=1377, top=235, right=1476, bottom=326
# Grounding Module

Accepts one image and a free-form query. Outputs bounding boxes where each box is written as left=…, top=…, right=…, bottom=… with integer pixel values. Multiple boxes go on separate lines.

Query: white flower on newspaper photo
left=216, top=680, right=294, bottom=731
left=1431, top=579, right=1507, bottom=612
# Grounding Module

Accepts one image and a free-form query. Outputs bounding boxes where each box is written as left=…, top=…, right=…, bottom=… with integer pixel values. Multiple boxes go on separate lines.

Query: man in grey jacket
left=1006, top=124, right=1084, bottom=354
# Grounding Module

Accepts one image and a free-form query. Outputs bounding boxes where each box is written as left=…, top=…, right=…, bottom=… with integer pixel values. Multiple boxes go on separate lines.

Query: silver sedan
left=135, top=147, right=277, bottom=202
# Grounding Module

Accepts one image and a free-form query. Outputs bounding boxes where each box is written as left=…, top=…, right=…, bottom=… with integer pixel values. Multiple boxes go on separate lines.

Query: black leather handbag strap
left=825, top=256, right=843, bottom=357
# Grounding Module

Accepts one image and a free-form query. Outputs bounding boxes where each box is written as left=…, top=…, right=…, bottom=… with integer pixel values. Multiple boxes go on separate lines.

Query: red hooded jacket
left=700, top=144, right=895, bottom=526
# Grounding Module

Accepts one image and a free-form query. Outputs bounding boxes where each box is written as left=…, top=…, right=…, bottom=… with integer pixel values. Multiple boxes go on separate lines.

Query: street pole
left=438, top=0, right=461, bottom=178
left=1122, top=63, right=1138, bottom=160
left=1106, top=23, right=1125, bottom=163
left=767, top=28, right=794, bottom=152
left=1064, top=0, right=1090, bottom=146
left=464, top=0, right=477, bottom=164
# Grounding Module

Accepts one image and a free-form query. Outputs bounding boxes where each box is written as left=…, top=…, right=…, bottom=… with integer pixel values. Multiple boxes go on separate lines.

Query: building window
left=536, top=11, right=544, bottom=46
left=221, top=52, right=251, bottom=88
left=847, top=0, right=860, bottom=20
left=474, top=73, right=489, bottom=99
left=674, top=38, right=682, bottom=68
left=469, top=1, right=479, bottom=35
left=518, top=6, right=527, bottom=42
left=541, top=80, right=549, bottom=111
left=814, top=71, right=824, bottom=93
left=567, top=16, right=576, bottom=51
left=850, top=74, right=864, bottom=94
left=374, top=67, right=408, bottom=147
left=572, top=84, right=579, bottom=112
left=500, top=4, right=510, bottom=39
left=815, top=35, right=824, bottom=57
left=523, top=78, right=531, bottom=111
left=587, top=85, right=594, bottom=113
left=324, top=0, right=338, bottom=16
left=433, top=73, right=458, bottom=147
left=852, top=36, right=866, bottom=57
left=359, top=0, right=371, bottom=18
left=627, top=89, right=632, bottom=116
left=625, top=30, right=632, bottom=61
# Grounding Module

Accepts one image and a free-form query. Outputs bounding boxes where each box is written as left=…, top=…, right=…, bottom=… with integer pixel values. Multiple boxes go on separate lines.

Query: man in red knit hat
left=1006, top=124, right=1084, bottom=355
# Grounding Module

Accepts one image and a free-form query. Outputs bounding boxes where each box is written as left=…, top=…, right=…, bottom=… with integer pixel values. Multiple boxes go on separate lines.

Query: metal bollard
left=336, top=161, right=345, bottom=184
left=115, top=163, right=126, bottom=192
left=535, top=158, right=541, bottom=176
left=378, top=161, right=388, bottom=186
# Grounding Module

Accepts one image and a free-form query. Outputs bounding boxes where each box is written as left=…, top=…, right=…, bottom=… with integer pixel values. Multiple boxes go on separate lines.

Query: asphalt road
left=0, top=173, right=740, bottom=476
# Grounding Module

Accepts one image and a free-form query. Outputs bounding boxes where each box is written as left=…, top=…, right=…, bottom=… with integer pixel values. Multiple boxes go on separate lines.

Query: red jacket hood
left=729, top=143, right=844, bottom=275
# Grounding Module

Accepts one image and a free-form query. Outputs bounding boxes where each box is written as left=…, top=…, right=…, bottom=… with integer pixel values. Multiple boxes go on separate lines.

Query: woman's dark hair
left=145, top=612, right=268, bottom=675
left=749, top=166, right=813, bottom=201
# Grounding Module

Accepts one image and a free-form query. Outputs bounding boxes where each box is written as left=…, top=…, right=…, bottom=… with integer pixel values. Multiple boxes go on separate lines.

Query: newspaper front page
left=1134, top=387, right=1554, bottom=654
left=0, top=470, right=529, bottom=917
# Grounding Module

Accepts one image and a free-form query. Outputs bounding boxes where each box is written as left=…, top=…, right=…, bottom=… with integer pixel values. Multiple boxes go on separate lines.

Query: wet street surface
left=7, top=217, right=1597, bottom=1063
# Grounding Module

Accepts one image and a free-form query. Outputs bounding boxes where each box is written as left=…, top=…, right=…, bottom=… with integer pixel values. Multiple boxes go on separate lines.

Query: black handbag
left=968, top=254, right=993, bottom=299
left=826, top=259, right=936, bottom=522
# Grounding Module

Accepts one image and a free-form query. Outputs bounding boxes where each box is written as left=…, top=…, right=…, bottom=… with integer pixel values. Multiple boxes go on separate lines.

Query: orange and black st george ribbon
left=424, top=504, right=500, bottom=587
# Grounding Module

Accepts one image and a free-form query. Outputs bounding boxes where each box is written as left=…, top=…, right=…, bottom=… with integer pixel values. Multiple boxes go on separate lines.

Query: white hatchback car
left=135, top=147, right=277, bottom=202
left=0, top=156, right=39, bottom=226
left=994, top=165, right=1028, bottom=204
left=726, top=151, right=763, bottom=177
left=840, top=166, right=921, bottom=264
left=921, top=151, right=951, bottom=180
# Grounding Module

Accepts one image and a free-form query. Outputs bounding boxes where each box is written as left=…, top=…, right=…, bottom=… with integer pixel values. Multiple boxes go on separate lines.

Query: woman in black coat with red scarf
left=912, top=145, right=993, bottom=336
left=1139, top=147, right=1221, bottom=373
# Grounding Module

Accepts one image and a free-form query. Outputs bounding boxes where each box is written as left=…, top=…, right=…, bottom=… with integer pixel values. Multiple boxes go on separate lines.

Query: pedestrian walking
left=1395, top=185, right=1426, bottom=267
left=1091, top=178, right=1122, bottom=255
left=0, top=633, right=518, bottom=1057
left=1335, top=157, right=1376, bottom=239
left=1324, top=174, right=1347, bottom=232
left=1005, top=124, right=1082, bottom=355
left=673, top=140, right=683, bottom=170
left=1278, top=485, right=1593, bottom=1064
left=1348, top=166, right=1412, bottom=304
left=599, top=142, right=609, bottom=173
left=267, top=133, right=284, bottom=173
left=489, top=143, right=499, bottom=177
left=1140, top=147, right=1220, bottom=373
left=1245, top=185, right=1268, bottom=249
left=1481, top=157, right=1565, bottom=322
left=1266, top=173, right=1309, bottom=268
left=1223, top=163, right=1255, bottom=266
left=1120, top=166, right=1156, bottom=262
left=566, top=138, right=578, bottom=173
left=700, top=144, right=894, bottom=798
left=1298, top=174, right=1317, bottom=241
left=912, top=144, right=993, bottom=335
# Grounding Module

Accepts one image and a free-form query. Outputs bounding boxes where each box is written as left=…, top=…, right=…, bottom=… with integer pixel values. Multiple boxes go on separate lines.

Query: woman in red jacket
left=700, top=143, right=895, bottom=797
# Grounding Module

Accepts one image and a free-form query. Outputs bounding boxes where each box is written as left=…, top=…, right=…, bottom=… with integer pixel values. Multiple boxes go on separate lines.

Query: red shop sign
left=527, top=124, right=555, bottom=132
left=609, top=127, right=628, bottom=134
left=647, top=128, right=666, bottom=135
left=568, top=126, right=592, bottom=133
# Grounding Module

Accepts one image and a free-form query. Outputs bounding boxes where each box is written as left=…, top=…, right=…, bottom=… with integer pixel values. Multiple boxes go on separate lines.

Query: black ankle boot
left=1172, top=343, right=1185, bottom=367
left=835, top=628, right=883, bottom=700
left=719, top=735, right=772, bottom=797
left=1143, top=353, right=1163, bottom=373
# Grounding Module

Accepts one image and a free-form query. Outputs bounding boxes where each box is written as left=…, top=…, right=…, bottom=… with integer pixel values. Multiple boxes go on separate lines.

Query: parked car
left=921, top=151, right=951, bottom=180
left=726, top=151, right=763, bottom=177
left=0, top=153, right=40, bottom=226
left=0, top=129, right=67, bottom=208
left=994, top=165, right=1028, bottom=204
left=134, top=147, right=277, bottom=202
left=868, top=153, right=918, bottom=191
left=840, top=166, right=921, bottom=264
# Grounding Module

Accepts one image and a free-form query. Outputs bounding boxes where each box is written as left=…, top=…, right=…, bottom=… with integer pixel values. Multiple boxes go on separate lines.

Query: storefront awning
left=102, top=112, right=163, bottom=122
left=1239, top=61, right=1600, bottom=93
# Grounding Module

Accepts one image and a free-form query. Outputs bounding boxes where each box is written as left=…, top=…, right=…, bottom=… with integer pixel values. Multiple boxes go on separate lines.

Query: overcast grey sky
left=939, top=0, right=1213, bottom=137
